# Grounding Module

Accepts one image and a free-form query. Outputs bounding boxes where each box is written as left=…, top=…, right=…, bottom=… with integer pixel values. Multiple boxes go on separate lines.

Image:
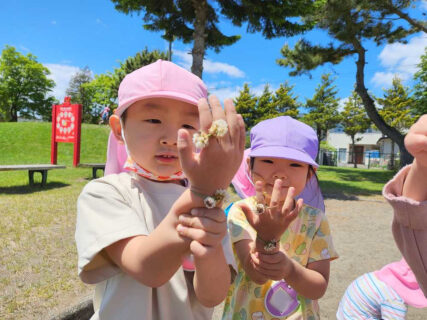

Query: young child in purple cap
left=75, top=60, right=245, bottom=320
left=222, top=116, right=338, bottom=320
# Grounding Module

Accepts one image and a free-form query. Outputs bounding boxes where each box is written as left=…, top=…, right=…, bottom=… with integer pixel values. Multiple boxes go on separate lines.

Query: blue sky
left=1, top=0, right=426, bottom=107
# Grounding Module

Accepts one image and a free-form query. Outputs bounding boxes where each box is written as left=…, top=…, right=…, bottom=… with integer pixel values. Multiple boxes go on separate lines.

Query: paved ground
left=212, top=197, right=427, bottom=319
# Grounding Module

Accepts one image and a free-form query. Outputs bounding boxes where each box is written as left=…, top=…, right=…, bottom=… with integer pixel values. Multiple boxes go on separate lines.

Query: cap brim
left=116, top=91, right=200, bottom=116
left=249, top=146, right=318, bottom=168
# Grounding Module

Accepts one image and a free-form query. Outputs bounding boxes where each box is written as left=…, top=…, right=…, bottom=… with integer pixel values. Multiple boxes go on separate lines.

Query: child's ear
left=307, top=166, right=317, bottom=181
left=109, top=115, right=124, bottom=144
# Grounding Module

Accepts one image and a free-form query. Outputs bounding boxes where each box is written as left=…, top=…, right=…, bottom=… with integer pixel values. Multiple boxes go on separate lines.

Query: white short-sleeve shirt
left=76, top=172, right=235, bottom=320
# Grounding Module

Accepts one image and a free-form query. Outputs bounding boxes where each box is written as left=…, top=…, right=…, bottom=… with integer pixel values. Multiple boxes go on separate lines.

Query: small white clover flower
left=204, top=196, right=216, bottom=209
left=215, top=189, right=230, bottom=204
left=209, top=119, right=228, bottom=137
left=192, top=132, right=210, bottom=149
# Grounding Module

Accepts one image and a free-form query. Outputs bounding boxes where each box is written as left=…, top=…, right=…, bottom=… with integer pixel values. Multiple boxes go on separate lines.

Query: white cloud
left=422, top=0, right=427, bottom=10
left=45, top=64, right=80, bottom=101
left=209, top=86, right=242, bottom=101
left=371, top=33, right=427, bottom=87
left=173, top=49, right=244, bottom=78
left=51, top=20, right=57, bottom=25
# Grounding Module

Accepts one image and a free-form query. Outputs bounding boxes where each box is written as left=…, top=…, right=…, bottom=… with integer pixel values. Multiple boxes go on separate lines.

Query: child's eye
left=183, top=124, right=196, bottom=130
left=145, top=119, right=161, bottom=124
left=262, top=159, right=274, bottom=164
left=290, top=163, right=302, bottom=167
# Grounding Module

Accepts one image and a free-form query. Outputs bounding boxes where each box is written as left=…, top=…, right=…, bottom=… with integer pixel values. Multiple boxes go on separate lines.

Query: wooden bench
left=78, top=163, right=105, bottom=179
left=0, top=164, right=66, bottom=186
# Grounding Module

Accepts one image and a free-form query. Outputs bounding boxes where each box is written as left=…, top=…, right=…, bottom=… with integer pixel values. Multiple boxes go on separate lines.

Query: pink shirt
left=382, top=165, right=427, bottom=298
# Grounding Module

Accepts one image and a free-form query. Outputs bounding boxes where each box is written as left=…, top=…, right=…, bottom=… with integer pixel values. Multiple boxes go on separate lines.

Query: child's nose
left=160, top=129, right=178, bottom=146
left=273, top=172, right=288, bottom=180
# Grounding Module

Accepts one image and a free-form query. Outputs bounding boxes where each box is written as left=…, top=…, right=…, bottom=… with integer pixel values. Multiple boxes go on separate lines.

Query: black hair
left=121, top=109, right=128, bottom=125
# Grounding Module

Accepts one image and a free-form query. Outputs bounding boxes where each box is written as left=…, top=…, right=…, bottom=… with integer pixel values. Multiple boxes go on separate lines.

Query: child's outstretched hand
left=240, top=179, right=303, bottom=242
left=405, top=114, right=427, bottom=167
left=177, top=95, right=245, bottom=195
left=176, top=207, right=227, bottom=259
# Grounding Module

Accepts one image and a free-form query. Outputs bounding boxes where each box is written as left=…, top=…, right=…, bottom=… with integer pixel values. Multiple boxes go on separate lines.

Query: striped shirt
left=337, top=272, right=407, bottom=319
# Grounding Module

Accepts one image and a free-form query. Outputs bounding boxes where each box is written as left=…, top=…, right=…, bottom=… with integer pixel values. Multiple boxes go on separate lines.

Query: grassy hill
left=0, top=121, right=110, bottom=165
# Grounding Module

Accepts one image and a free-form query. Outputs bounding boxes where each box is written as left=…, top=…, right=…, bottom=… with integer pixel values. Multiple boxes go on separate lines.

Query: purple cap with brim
left=249, top=116, right=319, bottom=168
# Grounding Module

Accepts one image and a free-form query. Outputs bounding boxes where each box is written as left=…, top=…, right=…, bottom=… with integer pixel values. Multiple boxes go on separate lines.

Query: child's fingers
left=176, top=224, right=224, bottom=247
left=252, top=251, right=283, bottom=265
left=287, top=198, right=303, bottom=222
left=282, top=186, right=296, bottom=215
left=209, top=95, right=226, bottom=122
left=237, top=115, right=246, bottom=153
left=177, top=129, right=195, bottom=170
left=240, top=202, right=258, bottom=226
left=197, top=97, right=213, bottom=133
left=270, top=179, right=283, bottom=209
left=254, top=180, right=265, bottom=204
left=178, top=214, right=226, bottom=235
left=224, top=98, right=239, bottom=145
left=190, top=207, right=226, bottom=223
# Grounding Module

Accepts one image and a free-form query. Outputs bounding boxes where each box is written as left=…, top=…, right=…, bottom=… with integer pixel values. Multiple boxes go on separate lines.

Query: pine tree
left=413, top=48, right=427, bottom=117
left=272, top=82, right=300, bottom=119
left=341, top=91, right=371, bottom=168
left=377, top=76, right=415, bottom=133
left=376, top=76, right=415, bottom=169
left=256, top=84, right=275, bottom=123
left=302, top=74, right=341, bottom=158
left=66, top=67, right=94, bottom=123
left=234, top=83, right=258, bottom=130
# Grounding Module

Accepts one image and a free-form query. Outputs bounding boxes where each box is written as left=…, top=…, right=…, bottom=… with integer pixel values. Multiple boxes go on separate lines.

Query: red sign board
left=51, top=97, right=82, bottom=166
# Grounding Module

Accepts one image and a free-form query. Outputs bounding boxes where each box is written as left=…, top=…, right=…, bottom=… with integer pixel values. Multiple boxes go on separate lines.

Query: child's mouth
left=156, top=154, right=177, bottom=163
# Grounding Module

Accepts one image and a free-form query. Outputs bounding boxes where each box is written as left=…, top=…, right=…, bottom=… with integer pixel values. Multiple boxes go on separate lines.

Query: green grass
left=0, top=121, right=110, bottom=165
left=317, top=166, right=395, bottom=198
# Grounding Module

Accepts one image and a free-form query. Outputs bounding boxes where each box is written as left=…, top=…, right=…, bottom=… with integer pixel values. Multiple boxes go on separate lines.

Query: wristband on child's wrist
left=256, top=234, right=279, bottom=252
left=190, top=187, right=229, bottom=209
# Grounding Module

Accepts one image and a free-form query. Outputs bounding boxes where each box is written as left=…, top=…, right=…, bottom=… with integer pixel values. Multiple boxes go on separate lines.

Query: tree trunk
left=191, top=0, right=207, bottom=79
left=316, top=127, right=322, bottom=163
left=10, top=105, right=18, bottom=122
left=351, top=38, right=413, bottom=167
left=351, top=136, right=357, bottom=168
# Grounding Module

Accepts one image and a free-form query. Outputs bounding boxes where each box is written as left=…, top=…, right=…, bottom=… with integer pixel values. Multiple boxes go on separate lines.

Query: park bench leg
left=28, top=170, right=48, bottom=186
left=29, top=170, right=34, bottom=186
left=41, top=170, right=47, bottom=186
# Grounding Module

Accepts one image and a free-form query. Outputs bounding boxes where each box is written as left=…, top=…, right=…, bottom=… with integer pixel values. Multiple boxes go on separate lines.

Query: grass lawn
left=317, top=166, right=396, bottom=199
left=0, top=122, right=396, bottom=319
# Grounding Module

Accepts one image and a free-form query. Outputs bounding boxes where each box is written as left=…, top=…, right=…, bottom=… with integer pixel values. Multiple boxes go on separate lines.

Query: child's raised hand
left=177, top=95, right=245, bottom=195
left=241, top=179, right=303, bottom=241
left=405, top=114, right=427, bottom=167
left=176, top=207, right=228, bottom=259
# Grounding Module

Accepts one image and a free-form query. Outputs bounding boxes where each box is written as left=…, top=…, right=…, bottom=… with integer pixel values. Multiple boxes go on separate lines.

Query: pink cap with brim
left=375, top=258, right=427, bottom=308
left=116, top=59, right=208, bottom=116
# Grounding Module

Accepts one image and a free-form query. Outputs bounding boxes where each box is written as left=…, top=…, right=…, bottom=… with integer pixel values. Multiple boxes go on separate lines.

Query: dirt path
left=213, top=197, right=427, bottom=319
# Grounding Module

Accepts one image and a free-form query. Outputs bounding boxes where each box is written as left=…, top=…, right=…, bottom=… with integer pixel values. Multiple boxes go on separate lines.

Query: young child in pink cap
left=222, top=116, right=338, bottom=320
left=75, top=60, right=245, bottom=320
left=337, top=114, right=427, bottom=319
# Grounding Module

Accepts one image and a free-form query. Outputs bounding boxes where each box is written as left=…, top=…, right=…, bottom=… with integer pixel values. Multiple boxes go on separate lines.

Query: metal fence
left=319, top=149, right=400, bottom=170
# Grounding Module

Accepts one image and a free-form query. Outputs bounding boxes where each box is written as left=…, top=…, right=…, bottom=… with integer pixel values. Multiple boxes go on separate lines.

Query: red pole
left=51, top=105, right=58, bottom=164
left=73, top=104, right=82, bottom=167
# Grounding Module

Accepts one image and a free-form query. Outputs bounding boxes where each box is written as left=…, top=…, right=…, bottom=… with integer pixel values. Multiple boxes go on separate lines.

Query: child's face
left=250, top=157, right=310, bottom=202
left=121, top=97, right=199, bottom=177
